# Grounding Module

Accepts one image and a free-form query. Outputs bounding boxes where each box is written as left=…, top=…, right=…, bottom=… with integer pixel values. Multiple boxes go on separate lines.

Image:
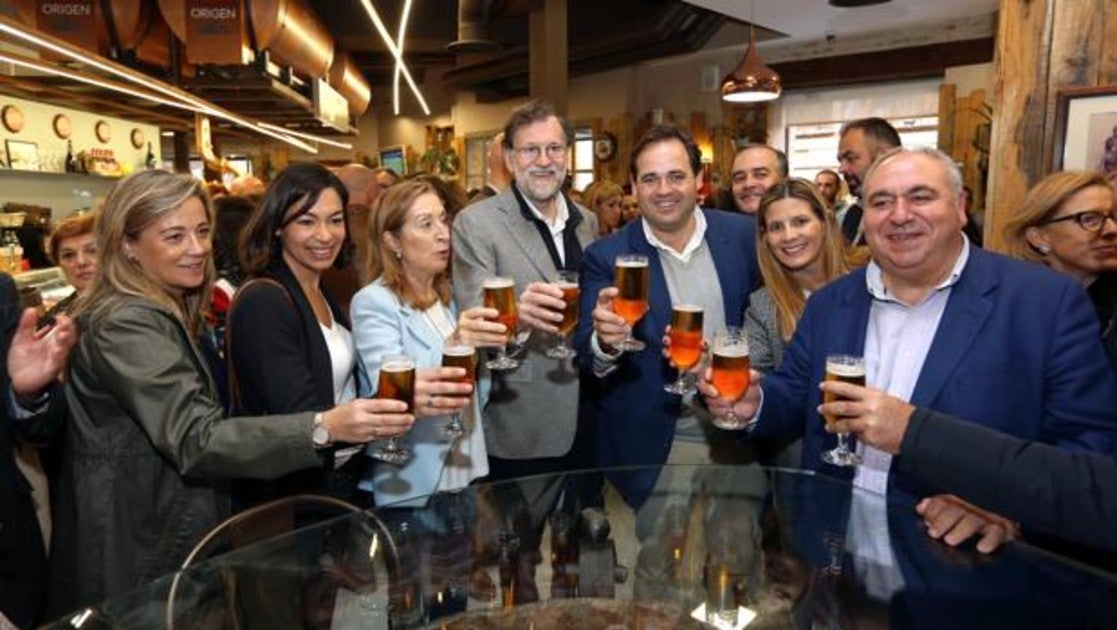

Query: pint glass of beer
left=371, top=354, right=417, bottom=464
left=441, top=344, right=477, bottom=438
left=482, top=276, right=520, bottom=370
left=546, top=270, right=580, bottom=359
left=710, top=327, right=751, bottom=429
left=665, top=304, right=704, bottom=395
left=614, top=254, right=649, bottom=351
left=821, top=354, right=865, bottom=467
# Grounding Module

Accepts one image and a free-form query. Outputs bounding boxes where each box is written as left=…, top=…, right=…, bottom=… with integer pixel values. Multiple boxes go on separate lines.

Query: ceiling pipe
left=446, top=0, right=500, bottom=54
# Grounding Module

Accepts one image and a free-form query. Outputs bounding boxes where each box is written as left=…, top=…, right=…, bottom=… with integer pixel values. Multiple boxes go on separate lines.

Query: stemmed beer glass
left=709, top=327, right=751, bottom=429
left=441, top=343, right=477, bottom=438
left=613, top=254, right=649, bottom=351
left=371, top=354, right=416, bottom=464
left=483, top=276, right=520, bottom=370
left=546, top=271, right=580, bottom=359
left=821, top=354, right=865, bottom=467
left=665, top=304, right=703, bottom=395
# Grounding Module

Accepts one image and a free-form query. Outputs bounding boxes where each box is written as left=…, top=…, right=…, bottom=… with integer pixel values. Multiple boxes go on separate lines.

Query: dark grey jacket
left=50, top=297, right=320, bottom=615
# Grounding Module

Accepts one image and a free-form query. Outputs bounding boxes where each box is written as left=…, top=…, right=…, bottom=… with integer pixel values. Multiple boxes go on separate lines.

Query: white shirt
left=846, top=235, right=970, bottom=596
left=641, top=207, right=707, bottom=263
left=320, top=319, right=358, bottom=465
left=518, top=185, right=570, bottom=267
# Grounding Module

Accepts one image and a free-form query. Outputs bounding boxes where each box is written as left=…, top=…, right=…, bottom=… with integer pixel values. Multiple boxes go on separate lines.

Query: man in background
left=728, top=143, right=787, bottom=214
left=322, top=164, right=381, bottom=313
left=836, top=117, right=901, bottom=244
left=471, top=132, right=513, bottom=201
left=814, top=168, right=842, bottom=211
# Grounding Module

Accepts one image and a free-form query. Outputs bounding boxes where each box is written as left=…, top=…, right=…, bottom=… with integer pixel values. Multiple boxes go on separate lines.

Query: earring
left=1036, top=245, right=1051, bottom=255
left=394, top=250, right=402, bottom=260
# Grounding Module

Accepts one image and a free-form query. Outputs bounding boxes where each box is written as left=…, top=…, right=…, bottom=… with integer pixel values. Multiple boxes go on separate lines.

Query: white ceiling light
left=257, top=122, right=354, bottom=150
left=358, top=0, right=431, bottom=116
left=393, top=0, right=414, bottom=116
left=0, top=14, right=318, bottom=153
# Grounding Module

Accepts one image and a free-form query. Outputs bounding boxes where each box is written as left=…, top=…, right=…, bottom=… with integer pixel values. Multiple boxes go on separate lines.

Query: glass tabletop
left=47, top=466, right=1117, bottom=629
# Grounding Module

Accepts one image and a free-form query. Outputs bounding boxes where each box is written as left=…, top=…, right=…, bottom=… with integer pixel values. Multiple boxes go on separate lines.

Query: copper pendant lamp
left=720, top=24, right=782, bottom=103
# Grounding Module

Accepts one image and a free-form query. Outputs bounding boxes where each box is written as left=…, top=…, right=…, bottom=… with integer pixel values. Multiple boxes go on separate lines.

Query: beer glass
left=482, top=276, right=520, bottom=370
left=710, top=327, right=751, bottom=429
left=546, top=270, right=580, bottom=359
left=613, top=254, right=649, bottom=351
left=665, top=304, right=704, bottom=395
left=821, top=354, right=865, bottom=467
left=371, top=354, right=416, bottom=464
left=441, top=343, right=477, bottom=438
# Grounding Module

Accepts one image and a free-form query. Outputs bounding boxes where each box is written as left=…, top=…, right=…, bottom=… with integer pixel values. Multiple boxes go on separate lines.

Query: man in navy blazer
left=706, top=148, right=1117, bottom=520
left=575, top=125, right=761, bottom=510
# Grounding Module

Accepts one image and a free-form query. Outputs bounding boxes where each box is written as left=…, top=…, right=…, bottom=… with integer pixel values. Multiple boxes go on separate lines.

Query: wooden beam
left=528, top=0, right=568, bottom=112
left=770, top=39, right=994, bottom=89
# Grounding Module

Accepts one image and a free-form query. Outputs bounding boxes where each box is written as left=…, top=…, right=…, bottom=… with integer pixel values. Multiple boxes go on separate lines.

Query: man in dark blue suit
left=1, top=274, right=76, bottom=627
left=575, top=125, right=761, bottom=511
left=703, top=147, right=1117, bottom=560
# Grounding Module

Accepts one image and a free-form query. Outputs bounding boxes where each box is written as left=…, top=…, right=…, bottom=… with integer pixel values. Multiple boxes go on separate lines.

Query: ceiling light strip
left=0, top=15, right=318, bottom=153
left=358, top=0, right=430, bottom=116
left=392, top=0, right=413, bottom=116
left=256, top=122, right=354, bottom=149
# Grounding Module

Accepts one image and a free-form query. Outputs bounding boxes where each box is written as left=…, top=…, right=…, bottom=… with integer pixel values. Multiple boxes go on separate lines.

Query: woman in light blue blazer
left=352, top=179, right=505, bottom=507
left=352, top=179, right=507, bottom=618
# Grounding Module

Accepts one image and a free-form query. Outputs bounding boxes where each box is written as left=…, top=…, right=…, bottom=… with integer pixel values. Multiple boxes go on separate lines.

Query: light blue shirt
left=847, top=235, right=970, bottom=597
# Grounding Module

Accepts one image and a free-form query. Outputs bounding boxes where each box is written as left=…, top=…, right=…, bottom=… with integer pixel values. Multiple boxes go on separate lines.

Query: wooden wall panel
left=986, top=0, right=1116, bottom=252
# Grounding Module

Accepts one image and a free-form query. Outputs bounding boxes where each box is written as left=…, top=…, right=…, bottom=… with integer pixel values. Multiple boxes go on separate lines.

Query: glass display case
left=45, top=467, right=1117, bottom=629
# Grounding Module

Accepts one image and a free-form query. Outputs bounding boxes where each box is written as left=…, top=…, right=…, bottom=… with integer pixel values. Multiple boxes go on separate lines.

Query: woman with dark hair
left=227, top=162, right=410, bottom=505
left=51, top=170, right=407, bottom=614
left=746, top=178, right=853, bottom=467
left=1003, top=171, right=1117, bottom=365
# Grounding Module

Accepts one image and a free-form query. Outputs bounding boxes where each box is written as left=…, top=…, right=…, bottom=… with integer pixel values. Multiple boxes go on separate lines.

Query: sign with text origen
left=185, top=0, right=243, bottom=65
left=35, top=0, right=97, bottom=53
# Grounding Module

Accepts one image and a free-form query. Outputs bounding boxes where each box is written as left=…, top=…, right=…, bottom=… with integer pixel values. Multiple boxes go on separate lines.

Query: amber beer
left=711, top=347, right=750, bottom=403
left=377, top=357, right=416, bottom=411
left=822, top=355, right=866, bottom=425
left=668, top=305, right=704, bottom=370
left=483, top=277, right=518, bottom=340
left=614, top=257, right=649, bottom=325
left=557, top=281, right=580, bottom=336
left=441, top=344, right=477, bottom=386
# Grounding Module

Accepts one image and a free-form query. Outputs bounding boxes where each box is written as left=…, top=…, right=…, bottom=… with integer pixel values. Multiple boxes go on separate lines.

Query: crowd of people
left=2, top=98, right=1116, bottom=627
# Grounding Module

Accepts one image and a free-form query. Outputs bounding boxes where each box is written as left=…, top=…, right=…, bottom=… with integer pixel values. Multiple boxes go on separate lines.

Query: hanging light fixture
left=720, top=20, right=781, bottom=103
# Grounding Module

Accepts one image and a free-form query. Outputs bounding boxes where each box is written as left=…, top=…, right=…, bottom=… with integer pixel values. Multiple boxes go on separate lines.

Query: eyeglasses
left=513, top=144, right=568, bottom=162
left=1040, top=210, right=1117, bottom=233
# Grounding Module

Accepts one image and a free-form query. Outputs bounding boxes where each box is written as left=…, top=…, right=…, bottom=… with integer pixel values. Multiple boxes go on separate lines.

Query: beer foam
left=482, top=277, right=515, bottom=288
left=616, top=259, right=649, bottom=268
left=673, top=304, right=703, bottom=313
left=715, top=346, right=749, bottom=359
left=443, top=345, right=474, bottom=356
left=826, top=361, right=865, bottom=377
left=382, top=359, right=415, bottom=370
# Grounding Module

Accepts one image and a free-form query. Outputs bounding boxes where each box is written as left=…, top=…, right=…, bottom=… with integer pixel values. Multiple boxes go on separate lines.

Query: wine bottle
left=65, top=140, right=76, bottom=173
left=145, top=142, right=156, bottom=169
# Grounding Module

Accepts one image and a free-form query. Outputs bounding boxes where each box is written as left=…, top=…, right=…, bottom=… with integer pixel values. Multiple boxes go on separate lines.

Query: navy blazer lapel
left=272, top=263, right=335, bottom=406
left=830, top=271, right=871, bottom=357
left=704, top=212, right=746, bottom=325
left=910, top=247, right=996, bottom=406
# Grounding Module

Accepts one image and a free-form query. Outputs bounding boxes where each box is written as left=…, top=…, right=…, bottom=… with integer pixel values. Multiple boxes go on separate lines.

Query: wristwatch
left=312, top=412, right=331, bottom=447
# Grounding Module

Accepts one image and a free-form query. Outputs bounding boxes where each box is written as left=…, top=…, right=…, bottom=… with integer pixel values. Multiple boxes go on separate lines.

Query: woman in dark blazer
left=229, top=162, right=396, bottom=505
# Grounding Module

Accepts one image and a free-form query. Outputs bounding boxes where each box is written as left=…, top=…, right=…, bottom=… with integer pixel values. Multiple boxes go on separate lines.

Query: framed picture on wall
left=1052, top=85, right=1117, bottom=173
left=5, top=139, right=39, bottom=171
